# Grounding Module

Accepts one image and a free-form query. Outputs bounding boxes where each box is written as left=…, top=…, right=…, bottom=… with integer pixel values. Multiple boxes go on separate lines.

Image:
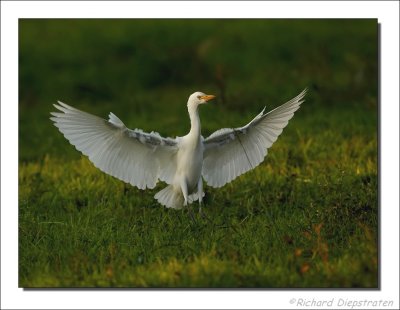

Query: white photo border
left=1, top=1, right=399, bottom=309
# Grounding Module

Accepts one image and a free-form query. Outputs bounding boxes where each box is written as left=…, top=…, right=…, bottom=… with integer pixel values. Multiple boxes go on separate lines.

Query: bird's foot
left=187, top=206, right=197, bottom=224
left=199, top=206, right=212, bottom=223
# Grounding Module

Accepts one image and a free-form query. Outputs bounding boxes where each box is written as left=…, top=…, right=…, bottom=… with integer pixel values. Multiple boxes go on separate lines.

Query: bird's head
left=187, top=92, right=216, bottom=107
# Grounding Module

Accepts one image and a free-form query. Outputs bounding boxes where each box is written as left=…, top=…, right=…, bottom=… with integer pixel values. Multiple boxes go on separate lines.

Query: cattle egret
left=51, top=89, right=306, bottom=212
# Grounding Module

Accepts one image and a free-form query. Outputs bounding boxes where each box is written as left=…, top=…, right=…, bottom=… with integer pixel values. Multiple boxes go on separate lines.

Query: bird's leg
left=197, top=178, right=211, bottom=222
left=180, top=179, right=189, bottom=206
left=181, top=179, right=196, bottom=222
left=197, top=178, right=204, bottom=214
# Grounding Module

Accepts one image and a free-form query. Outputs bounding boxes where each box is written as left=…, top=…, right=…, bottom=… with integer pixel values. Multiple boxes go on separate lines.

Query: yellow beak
left=200, top=94, right=216, bottom=102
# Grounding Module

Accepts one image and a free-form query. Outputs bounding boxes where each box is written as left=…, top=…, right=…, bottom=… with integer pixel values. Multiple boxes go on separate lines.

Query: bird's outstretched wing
left=50, top=102, right=178, bottom=189
left=202, top=89, right=307, bottom=188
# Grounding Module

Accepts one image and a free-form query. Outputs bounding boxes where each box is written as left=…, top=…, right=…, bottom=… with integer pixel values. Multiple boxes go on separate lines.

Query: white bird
left=51, top=89, right=306, bottom=212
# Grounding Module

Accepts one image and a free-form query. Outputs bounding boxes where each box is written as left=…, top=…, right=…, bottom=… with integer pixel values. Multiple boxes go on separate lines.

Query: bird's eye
left=197, top=95, right=201, bottom=99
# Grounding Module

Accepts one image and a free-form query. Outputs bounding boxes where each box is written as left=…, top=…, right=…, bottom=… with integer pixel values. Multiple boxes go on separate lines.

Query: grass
left=19, top=19, right=378, bottom=288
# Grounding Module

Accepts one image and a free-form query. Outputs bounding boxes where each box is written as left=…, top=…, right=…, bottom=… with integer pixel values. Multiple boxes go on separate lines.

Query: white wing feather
left=203, top=89, right=307, bottom=188
left=50, top=102, right=178, bottom=189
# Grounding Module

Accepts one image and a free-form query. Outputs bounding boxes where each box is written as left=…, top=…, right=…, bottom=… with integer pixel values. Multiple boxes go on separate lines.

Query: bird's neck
left=188, top=104, right=201, bottom=138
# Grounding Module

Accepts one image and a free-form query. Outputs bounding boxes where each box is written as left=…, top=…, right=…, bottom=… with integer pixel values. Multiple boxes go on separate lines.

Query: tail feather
left=154, top=185, right=184, bottom=209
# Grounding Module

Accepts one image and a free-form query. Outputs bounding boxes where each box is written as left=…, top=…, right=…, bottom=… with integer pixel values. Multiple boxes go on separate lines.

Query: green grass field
left=19, top=19, right=378, bottom=287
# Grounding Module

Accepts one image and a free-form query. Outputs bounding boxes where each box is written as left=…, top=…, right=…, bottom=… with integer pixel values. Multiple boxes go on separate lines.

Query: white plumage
left=51, top=89, right=306, bottom=210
